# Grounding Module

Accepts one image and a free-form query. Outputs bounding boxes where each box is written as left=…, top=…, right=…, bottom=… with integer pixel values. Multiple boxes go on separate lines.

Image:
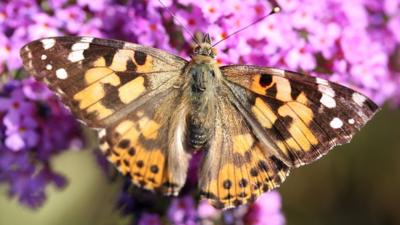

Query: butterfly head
left=192, top=33, right=217, bottom=58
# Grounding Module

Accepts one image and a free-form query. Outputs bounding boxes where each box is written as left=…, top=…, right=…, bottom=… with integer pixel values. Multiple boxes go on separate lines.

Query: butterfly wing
left=20, top=37, right=191, bottom=194
left=20, top=36, right=187, bottom=127
left=100, top=88, right=191, bottom=195
left=199, top=91, right=290, bottom=209
left=221, top=65, right=379, bottom=167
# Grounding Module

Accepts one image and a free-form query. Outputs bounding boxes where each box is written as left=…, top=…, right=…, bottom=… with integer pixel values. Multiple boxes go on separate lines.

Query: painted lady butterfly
left=20, top=31, right=378, bottom=209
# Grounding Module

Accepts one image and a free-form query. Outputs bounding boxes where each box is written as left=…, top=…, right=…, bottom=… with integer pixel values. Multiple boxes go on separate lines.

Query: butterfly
left=20, top=33, right=378, bottom=209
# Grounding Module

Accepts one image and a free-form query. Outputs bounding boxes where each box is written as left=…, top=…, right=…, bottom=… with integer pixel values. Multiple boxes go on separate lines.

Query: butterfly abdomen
left=188, top=117, right=209, bottom=149
left=186, top=59, right=219, bottom=149
left=187, top=79, right=214, bottom=149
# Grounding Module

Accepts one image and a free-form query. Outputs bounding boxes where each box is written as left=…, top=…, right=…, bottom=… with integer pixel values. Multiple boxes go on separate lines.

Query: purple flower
left=22, top=79, right=53, bottom=101
left=48, top=0, right=68, bottom=9
left=138, top=213, right=162, bottom=225
left=0, top=78, right=84, bottom=208
left=77, top=0, right=108, bottom=12
left=133, top=8, right=170, bottom=50
left=56, top=6, right=87, bottom=34
left=27, top=13, right=61, bottom=40
left=167, top=195, right=197, bottom=225
left=5, top=115, right=39, bottom=151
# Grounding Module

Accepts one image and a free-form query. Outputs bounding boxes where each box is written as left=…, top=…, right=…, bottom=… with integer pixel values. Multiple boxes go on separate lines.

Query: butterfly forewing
left=20, top=36, right=187, bottom=128
left=221, top=65, right=379, bottom=167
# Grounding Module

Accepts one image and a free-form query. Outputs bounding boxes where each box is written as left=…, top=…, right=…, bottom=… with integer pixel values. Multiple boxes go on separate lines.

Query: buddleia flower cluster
left=0, top=0, right=399, bottom=224
left=0, top=78, right=84, bottom=208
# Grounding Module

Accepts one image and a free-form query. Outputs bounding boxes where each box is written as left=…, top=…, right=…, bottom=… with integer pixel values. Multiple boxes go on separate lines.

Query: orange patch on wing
left=252, top=97, right=277, bottom=129
left=73, top=73, right=121, bottom=109
left=118, top=76, right=145, bottom=104
left=110, top=49, right=131, bottom=72
left=274, top=76, right=292, bottom=102
left=250, top=74, right=269, bottom=96
left=232, top=134, right=254, bottom=154
left=93, top=57, right=106, bottom=67
left=115, top=120, right=135, bottom=135
left=139, top=149, right=168, bottom=189
left=84, top=68, right=114, bottom=84
left=250, top=75, right=293, bottom=102
left=137, top=116, right=160, bottom=140
left=296, top=92, right=309, bottom=105
left=204, top=143, right=287, bottom=209
left=278, top=104, right=318, bottom=151
left=86, top=102, right=114, bottom=119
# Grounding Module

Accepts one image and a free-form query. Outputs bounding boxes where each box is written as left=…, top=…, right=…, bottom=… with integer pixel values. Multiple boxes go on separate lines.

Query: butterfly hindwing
left=99, top=87, right=191, bottom=195
left=20, top=36, right=187, bottom=128
left=221, top=65, right=379, bottom=167
left=199, top=91, right=289, bottom=209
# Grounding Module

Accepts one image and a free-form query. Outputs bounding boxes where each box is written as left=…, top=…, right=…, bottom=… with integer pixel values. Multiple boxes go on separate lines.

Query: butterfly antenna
left=212, top=5, right=281, bottom=47
left=157, top=0, right=201, bottom=45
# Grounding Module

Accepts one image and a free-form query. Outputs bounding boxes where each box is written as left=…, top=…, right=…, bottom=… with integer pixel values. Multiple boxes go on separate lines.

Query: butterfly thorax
left=186, top=40, right=221, bottom=149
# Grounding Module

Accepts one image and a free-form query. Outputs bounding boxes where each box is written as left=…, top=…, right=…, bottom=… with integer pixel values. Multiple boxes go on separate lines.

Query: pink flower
left=244, top=191, right=285, bottom=225
left=56, top=6, right=87, bottom=34
left=27, top=13, right=61, bottom=40
left=388, top=14, right=400, bottom=42
left=198, top=199, right=219, bottom=219
left=285, top=41, right=317, bottom=71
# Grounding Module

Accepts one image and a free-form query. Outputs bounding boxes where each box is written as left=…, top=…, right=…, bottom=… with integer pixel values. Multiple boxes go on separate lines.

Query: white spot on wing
left=46, top=64, right=52, bottom=70
left=348, top=118, right=355, bottom=124
left=352, top=92, right=367, bottom=106
left=330, top=117, right=343, bottom=129
left=41, top=39, right=56, bottom=50
left=320, top=94, right=336, bottom=108
left=318, top=83, right=336, bottom=108
left=71, top=42, right=90, bottom=51
left=41, top=54, right=47, bottom=60
left=68, top=50, right=84, bottom=62
left=56, top=68, right=68, bottom=79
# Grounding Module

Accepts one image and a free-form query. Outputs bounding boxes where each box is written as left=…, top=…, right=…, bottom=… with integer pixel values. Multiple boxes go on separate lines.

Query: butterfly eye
left=194, top=46, right=201, bottom=54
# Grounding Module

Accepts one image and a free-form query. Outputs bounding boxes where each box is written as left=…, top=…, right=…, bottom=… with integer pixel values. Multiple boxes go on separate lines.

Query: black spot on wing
left=259, top=74, right=273, bottom=87
left=271, top=116, right=293, bottom=141
left=134, top=51, right=147, bottom=65
left=101, top=83, right=124, bottom=108
left=127, top=59, right=137, bottom=71
left=118, top=139, right=130, bottom=148
left=104, top=49, right=118, bottom=66
left=115, top=71, right=138, bottom=85
left=270, top=156, right=287, bottom=171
